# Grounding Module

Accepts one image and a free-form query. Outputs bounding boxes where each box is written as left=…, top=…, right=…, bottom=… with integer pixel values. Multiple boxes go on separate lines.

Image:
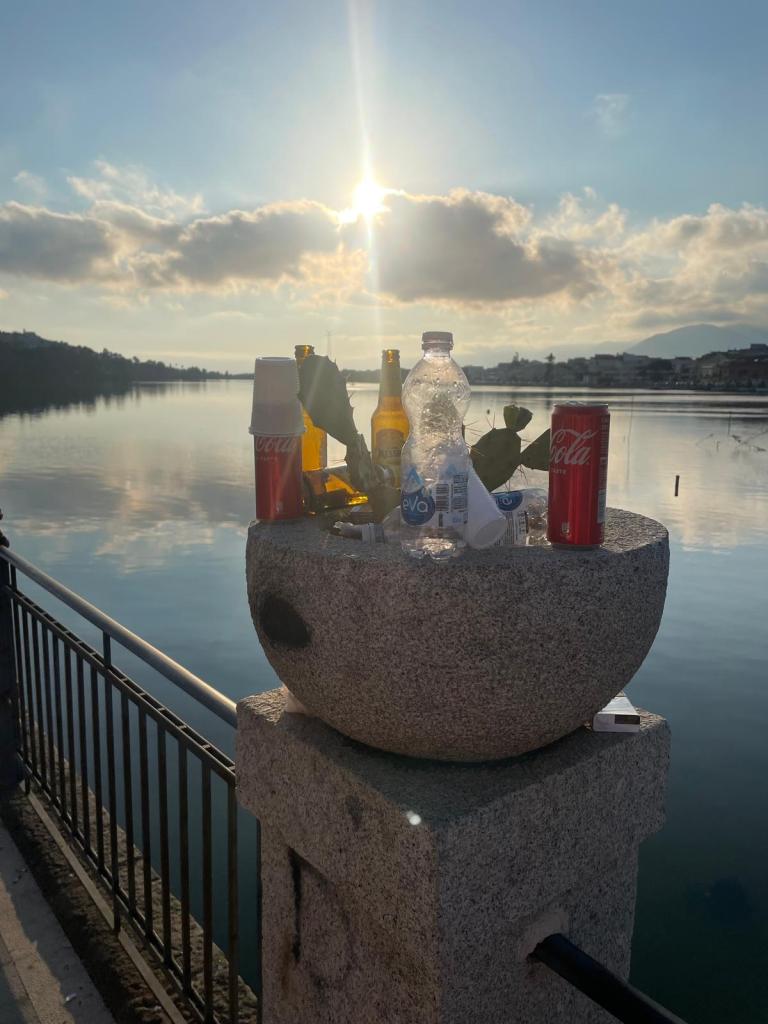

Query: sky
left=2, top=0, right=768, bottom=370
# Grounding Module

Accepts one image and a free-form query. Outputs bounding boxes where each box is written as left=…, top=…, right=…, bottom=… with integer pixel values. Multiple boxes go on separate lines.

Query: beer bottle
left=302, top=465, right=369, bottom=514
left=294, top=344, right=328, bottom=472
left=371, top=349, right=409, bottom=487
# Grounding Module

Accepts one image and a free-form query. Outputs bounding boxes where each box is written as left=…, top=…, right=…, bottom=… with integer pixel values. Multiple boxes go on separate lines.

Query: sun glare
left=351, top=178, right=388, bottom=221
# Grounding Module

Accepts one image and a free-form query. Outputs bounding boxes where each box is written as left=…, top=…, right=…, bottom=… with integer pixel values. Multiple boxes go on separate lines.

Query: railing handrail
left=0, top=545, right=237, bottom=727
left=533, top=933, right=689, bottom=1024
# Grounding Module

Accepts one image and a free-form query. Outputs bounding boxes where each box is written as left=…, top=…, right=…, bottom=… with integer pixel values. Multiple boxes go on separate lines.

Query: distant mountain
left=520, top=323, right=768, bottom=363
left=629, top=323, right=768, bottom=358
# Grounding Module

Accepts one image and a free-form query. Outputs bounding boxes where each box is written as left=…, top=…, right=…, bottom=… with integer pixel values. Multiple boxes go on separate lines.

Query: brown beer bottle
left=371, top=349, right=409, bottom=487
left=302, top=465, right=369, bottom=514
left=294, top=344, right=328, bottom=472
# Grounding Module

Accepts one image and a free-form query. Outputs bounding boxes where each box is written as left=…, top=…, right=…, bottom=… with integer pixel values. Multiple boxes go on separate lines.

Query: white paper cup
left=249, top=357, right=304, bottom=436
left=465, top=466, right=507, bottom=549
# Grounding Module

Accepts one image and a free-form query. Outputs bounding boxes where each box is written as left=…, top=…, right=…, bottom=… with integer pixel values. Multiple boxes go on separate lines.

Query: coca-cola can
left=253, top=434, right=303, bottom=520
left=547, top=403, right=610, bottom=547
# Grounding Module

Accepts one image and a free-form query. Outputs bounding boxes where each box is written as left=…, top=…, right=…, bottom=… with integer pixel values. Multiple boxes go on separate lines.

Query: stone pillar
left=236, top=689, right=669, bottom=1024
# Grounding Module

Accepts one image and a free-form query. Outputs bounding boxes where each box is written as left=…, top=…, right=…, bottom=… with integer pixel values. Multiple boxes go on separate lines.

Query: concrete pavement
left=0, top=816, right=114, bottom=1024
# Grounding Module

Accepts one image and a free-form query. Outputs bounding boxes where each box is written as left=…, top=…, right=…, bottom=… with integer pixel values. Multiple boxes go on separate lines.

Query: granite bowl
left=246, top=509, right=669, bottom=761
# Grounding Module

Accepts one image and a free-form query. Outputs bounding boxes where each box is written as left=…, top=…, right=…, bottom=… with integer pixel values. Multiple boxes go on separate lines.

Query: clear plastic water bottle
left=400, top=331, right=471, bottom=561
left=523, top=488, right=549, bottom=545
left=493, top=487, right=549, bottom=546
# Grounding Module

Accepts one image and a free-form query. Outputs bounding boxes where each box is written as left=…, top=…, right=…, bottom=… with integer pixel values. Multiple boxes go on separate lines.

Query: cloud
left=68, top=160, right=204, bottom=217
left=632, top=203, right=768, bottom=255
left=0, top=202, right=118, bottom=282
left=13, top=170, right=47, bottom=200
left=593, top=93, right=630, bottom=137
left=89, top=200, right=181, bottom=247
left=205, top=310, right=255, bottom=321
left=136, top=201, right=340, bottom=288
left=346, top=190, right=592, bottom=304
left=0, top=197, right=341, bottom=292
left=4, top=168, right=768, bottom=341
left=607, top=201, right=768, bottom=330
left=627, top=306, right=744, bottom=330
left=547, top=189, right=626, bottom=243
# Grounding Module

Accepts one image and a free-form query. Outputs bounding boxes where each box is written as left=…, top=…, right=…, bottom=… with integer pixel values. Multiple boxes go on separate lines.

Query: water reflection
left=0, top=383, right=254, bottom=553
left=0, top=380, right=183, bottom=421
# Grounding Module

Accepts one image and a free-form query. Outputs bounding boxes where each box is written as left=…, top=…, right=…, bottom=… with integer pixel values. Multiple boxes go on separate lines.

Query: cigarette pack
left=592, top=692, right=641, bottom=733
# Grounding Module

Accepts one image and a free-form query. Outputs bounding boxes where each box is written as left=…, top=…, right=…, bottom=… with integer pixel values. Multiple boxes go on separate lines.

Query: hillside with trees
left=0, top=330, right=223, bottom=414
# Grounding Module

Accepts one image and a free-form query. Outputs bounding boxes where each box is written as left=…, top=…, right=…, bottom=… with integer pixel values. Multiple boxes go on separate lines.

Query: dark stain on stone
left=289, top=847, right=303, bottom=962
left=345, top=795, right=363, bottom=830
left=287, top=849, right=356, bottom=994
left=259, top=593, right=311, bottom=650
left=279, top=933, right=295, bottom=998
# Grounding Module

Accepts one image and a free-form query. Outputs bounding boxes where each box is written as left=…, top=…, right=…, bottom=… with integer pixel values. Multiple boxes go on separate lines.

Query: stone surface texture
left=236, top=689, right=670, bottom=1024
left=246, top=508, right=669, bottom=760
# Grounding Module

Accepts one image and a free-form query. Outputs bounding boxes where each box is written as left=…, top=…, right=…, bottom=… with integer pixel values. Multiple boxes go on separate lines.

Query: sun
left=351, top=178, right=388, bottom=221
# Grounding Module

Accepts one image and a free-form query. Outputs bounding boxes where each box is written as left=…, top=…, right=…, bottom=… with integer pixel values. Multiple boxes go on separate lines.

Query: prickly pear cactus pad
left=470, top=404, right=550, bottom=492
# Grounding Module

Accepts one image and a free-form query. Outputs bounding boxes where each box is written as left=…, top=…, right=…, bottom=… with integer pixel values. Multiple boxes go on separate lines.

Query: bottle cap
left=360, top=523, right=386, bottom=543
left=249, top=357, right=305, bottom=436
left=421, top=331, right=453, bottom=350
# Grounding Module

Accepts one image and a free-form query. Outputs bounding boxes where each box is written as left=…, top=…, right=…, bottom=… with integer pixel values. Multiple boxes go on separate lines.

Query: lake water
left=1, top=382, right=767, bottom=1023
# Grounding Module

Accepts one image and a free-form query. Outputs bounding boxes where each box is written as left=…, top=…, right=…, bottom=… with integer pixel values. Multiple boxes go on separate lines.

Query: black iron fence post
left=0, top=514, right=23, bottom=791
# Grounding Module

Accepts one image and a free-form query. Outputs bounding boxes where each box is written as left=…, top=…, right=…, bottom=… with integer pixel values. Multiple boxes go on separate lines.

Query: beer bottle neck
left=378, top=361, right=402, bottom=400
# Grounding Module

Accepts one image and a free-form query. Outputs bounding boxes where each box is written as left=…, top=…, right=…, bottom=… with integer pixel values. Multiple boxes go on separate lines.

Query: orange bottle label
left=373, top=427, right=406, bottom=482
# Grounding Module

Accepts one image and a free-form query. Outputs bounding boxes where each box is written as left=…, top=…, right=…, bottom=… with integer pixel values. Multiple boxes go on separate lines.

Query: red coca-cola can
left=547, top=403, right=610, bottom=547
left=253, top=435, right=303, bottom=520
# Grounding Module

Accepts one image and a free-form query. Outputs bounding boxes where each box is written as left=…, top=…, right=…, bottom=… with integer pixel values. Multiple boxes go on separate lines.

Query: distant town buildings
left=338, top=341, right=768, bottom=391
left=460, top=343, right=768, bottom=391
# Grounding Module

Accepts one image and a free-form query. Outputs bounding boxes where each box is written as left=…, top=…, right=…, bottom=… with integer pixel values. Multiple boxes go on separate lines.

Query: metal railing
left=0, top=543, right=260, bottom=1024
left=533, top=933, right=688, bottom=1024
